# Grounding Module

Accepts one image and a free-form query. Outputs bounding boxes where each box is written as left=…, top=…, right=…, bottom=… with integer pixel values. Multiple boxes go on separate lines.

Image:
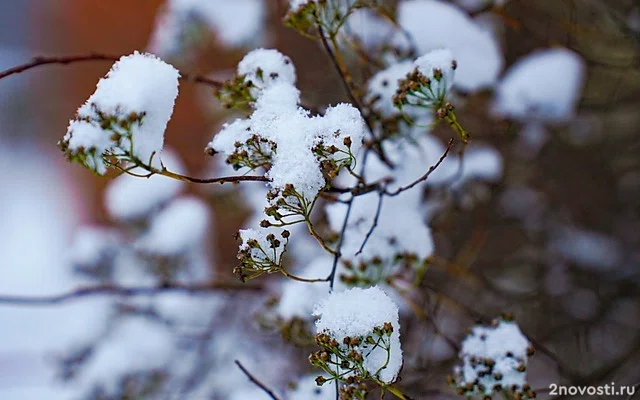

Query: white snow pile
left=207, top=48, right=366, bottom=208
left=396, top=0, right=503, bottom=92
left=149, top=0, right=266, bottom=56
left=455, top=319, right=533, bottom=395
left=104, top=149, right=185, bottom=221
left=493, top=48, right=586, bottom=122
left=313, top=286, right=403, bottom=384
left=237, top=48, right=297, bottom=98
left=62, top=52, right=179, bottom=174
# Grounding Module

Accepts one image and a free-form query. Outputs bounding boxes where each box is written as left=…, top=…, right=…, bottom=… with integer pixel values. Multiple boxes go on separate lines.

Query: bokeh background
left=0, top=0, right=639, bottom=399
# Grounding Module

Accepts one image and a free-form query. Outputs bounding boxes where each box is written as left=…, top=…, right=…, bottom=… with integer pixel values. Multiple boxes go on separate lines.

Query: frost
left=136, top=196, right=210, bottom=256
left=61, top=52, right=180, bottom=174
left=397, top=0, right=503, bottom=91
left=313, top=286, right=403, bottom=384
left=149, top=0, right=266, bottom=56
left=493, top=48, right=586, bottom=122
left=455, top=319, right=533, bottom=396
left=104, top=150, right=185, bottom=221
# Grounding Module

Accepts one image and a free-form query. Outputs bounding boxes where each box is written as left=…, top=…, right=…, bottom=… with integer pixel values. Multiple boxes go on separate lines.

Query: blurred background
left=0, top=0, right=639, bottom=399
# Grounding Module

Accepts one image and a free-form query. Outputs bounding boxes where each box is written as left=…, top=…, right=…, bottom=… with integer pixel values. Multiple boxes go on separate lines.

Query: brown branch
left=0, top=53, right=223, bottom=89
left=315, top=18, right=394, bottom=169
left=384, top=138, right=455, bottom=197
left=355, top=189, right=384, bottom=255
left=234, top=360, right=281, bottom=400
left=0, top=282, right=261, bottom=306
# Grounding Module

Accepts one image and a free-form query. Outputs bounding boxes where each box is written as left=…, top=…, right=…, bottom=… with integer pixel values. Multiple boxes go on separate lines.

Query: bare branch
left=0, top=53, right=223, bottom=89
left=355, top=189, right=384, bottom=255
left=0, top=282, right=261, bottom=306
left=384, top=138, right=455, bottom=197
left=235, top=360, right=281, bottom=400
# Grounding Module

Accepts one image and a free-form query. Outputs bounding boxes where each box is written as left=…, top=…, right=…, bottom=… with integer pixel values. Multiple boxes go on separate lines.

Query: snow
left=104, top=149, right=185, bottom=221
left=493, top=48, right=586, bottom=122
left=63, top=52, right=180, bottom=174
left=238, top=227, right=288, bottom=270
left=313, top=286, right=403, bottom=383
left=276, top=257, right=331, bottom=320
left=149, top=0, right=266, bottom=55
left=397, top=0, right=503, bottom=91
left=208, top=49, right=366, bottom=207
left=456, top=144, right=503, bottom=185
left=455, top=320, right=532, bottom=394
left=415, top=48, right=457, bottom=96
left=342, top=8, right=397, bottom=51
left=228, top=388, right=274, bottom=400
left=136, top=196, right=210, bottom=256
left=77, top=317, right=174, bottom=394
left=238, top=48, right=297, bottom=98
left=0, top=144, right=109, bottom=397
left=289, top=0, right=312, bottom=10
left=551, top=226, right=622, bottom=271
left=366, top=61, right=414, bottom=119
left=67, top=226, right=121, bottom=268
left=287, top=374, right=334, bottom=400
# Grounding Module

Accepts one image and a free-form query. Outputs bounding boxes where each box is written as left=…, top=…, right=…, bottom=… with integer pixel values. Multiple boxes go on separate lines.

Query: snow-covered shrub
left=453, top=315, right=535, bottom=398
left=60, top=52, right=180, bottom=175
left=8, top=0, right=592, bottom=398
left=310, top=287, right=403, bottom=397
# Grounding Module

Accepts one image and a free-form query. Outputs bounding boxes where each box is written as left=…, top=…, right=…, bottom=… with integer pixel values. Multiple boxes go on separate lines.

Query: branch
left=355, top=189, right=384, bottom=255
left=0, top=282, right=261, bottom=306
left=329, top=197, right=354, bottom=291
left=384, top=138, right=455, bottom=197
left=235, top=360, right=281, bottom=400
left=315, top=18, right=394, bottom=168
left=0, top=53, right=223, bottom=89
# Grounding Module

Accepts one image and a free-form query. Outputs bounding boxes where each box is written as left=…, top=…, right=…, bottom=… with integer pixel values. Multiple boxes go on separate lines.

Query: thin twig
left=329, top=198, right=354, bottom=291
left=234, top=360, right=281, bottom=400
left=0, top=53, right=223, bottom=89
left=0, top=282, right=261, bottom=306
left=281, top=267, right=330, bottom=283
left=316, top=18, right=394, bottom=168
left=355, top=189, right=384, bottom=255
left=384, top=139, right=455, bottom=197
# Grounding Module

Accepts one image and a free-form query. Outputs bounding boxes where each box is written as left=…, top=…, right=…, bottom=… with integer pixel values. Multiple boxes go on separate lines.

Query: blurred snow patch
left=493, top=48, right=585, bottom=123
left=551, top=226, right=622, bottom=271
left=397, top=0, right=503, bottom=91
